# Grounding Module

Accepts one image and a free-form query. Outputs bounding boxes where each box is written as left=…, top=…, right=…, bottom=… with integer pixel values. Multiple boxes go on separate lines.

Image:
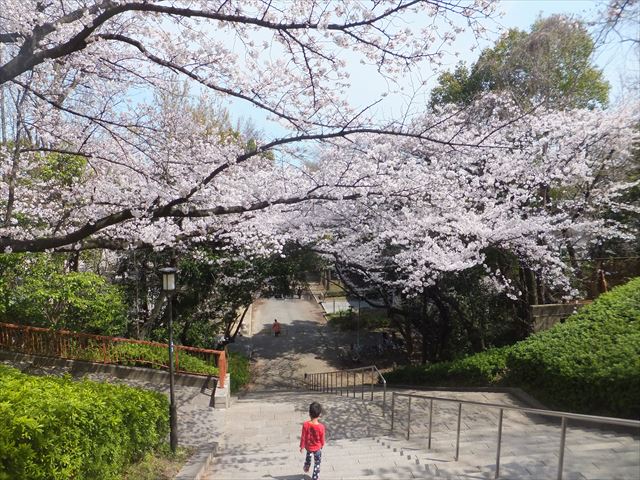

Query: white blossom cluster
left=283, top=97, right=639, bottom=296
left=0, top=1, right=637, bottom=300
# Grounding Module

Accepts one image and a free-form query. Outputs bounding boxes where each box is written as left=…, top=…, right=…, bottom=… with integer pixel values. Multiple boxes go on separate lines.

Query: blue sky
left=221, top=0, right=638, bottom=139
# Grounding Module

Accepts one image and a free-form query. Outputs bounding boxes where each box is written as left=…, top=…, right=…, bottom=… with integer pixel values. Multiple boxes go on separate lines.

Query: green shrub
left=327, top=309, right=390, bottom=331
left=385, top=345, right=513, bottom=386
left=0, top=253, right=127, bottom=336
left=110, top=343, right=219, bottom=376
left=505, top=278, right=640, bottom=418
left=387, top=278, right=640, bottom=418
left=0, top=365, right=168, bottom=480
left=227, top=351, right=250, bottom=393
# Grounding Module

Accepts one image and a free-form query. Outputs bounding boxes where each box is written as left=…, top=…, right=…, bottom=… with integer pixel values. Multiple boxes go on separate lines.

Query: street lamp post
left=160, top=267, right=178, bottom=453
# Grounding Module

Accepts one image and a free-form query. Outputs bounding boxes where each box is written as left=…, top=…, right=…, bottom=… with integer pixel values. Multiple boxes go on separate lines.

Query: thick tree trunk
left=231, top=304, right=251, bottom=341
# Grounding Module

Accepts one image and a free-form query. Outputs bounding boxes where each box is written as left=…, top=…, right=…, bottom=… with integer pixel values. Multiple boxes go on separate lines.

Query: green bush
left=110, top=343, right=219, bottom=376
left=327, top=309, right=390, bottom=331
left=387, top=278, right=640, bottom=418
left=0, top=253, right=127, bottom=336
left=227, top=351, right=250, bottom=393
left=505, top=278, right=640, bottom=418
left=385, top=345, right=513, bottom=386
left=0, top=365, right=168, bottom=480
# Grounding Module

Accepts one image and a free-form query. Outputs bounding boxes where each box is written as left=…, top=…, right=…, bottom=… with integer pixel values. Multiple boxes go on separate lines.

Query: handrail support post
left=428, top=398, right=433, bottom=449
left=557, top=417, right=567, bottom=480
left=455, top=402, right=462, bottom=461
left=406, top=396, right=412, bottom=440
left=495, top=408, right=503, bottom=479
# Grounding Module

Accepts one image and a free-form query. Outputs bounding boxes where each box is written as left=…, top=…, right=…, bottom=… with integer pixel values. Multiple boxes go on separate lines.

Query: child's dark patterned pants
left=304, top=449, right=322, bottom=480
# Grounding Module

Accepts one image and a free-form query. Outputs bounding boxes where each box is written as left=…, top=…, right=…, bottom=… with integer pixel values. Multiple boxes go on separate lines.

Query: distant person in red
left=300, top=402, right=325, bottom=480
left=272, top=319, right=281, bottom=336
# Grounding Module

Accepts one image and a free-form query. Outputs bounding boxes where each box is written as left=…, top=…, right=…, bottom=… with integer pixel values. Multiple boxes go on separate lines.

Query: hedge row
left=386, top=277, right=640, bottom=418
left=0, top=365, right=169, bottom=480
left=109, top=343, right=219, bottom=376
left=385, top=345, right=512, bottom=387
left=61, top=341, right=219, bottom=377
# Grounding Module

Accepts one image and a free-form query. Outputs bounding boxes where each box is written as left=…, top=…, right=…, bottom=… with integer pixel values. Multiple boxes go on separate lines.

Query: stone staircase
left=203, top=387, right=640, bottom=479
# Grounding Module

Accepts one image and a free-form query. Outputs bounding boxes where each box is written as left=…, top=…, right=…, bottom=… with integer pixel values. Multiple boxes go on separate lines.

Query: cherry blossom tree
left=0, top=0, right=497, bottom=253
left=283, top=96, right=638, bottom=360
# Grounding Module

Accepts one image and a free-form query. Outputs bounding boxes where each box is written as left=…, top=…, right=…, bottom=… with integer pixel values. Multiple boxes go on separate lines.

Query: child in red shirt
left=300, top=402, right=325, bottom=480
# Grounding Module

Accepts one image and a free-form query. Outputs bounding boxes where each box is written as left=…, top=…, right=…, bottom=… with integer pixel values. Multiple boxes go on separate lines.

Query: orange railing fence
left=0, top=322, right=227, bottom=388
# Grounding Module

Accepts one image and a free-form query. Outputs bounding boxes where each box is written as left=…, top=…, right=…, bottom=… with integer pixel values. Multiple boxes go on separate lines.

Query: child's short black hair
left=309, top=402, right=322, bottom=419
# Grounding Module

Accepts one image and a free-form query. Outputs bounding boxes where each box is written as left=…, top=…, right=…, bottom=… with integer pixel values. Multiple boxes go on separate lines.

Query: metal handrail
left=390, top=392, right=640, bottom=480
left=0, top=321, right=227, bottom=387
left=305, top=365, right=387, bottom=416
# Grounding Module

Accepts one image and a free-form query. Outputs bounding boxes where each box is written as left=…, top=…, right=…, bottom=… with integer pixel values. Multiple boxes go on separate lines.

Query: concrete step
left=203, top=388, right=639, bottom=480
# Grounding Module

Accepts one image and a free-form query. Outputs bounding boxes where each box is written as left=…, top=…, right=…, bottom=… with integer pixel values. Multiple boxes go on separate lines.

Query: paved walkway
left=205, top=383, right=640, bottom=479
left=205, top=297, right=640, bottom=479
left=230, top=298, right=377, bottom=390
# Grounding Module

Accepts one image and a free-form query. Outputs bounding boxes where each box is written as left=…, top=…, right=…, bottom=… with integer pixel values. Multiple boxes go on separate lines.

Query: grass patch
left=122, top=444, right=194, bottom=480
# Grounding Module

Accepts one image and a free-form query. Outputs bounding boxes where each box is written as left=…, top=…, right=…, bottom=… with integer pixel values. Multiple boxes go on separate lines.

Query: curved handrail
left=305, top=365, right=388, bottom=415
left=390, top=391, right=640, bottom=480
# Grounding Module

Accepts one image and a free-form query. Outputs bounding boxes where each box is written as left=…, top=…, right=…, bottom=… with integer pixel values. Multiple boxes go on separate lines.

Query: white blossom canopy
left=0, top=1, right=638, bottom=297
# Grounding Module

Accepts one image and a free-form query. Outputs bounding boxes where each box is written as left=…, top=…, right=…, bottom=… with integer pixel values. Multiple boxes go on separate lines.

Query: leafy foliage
left=431, top=15, right=610, bottom=109
left=385, top=346, right=513, bottom=386
left=0, top=253, right=127, bottom=335
left=110, top=343, right=219, bottom=376
left=506, top=277, right=640, bottom=418
left=387, top=278, right=640, bottom=418
left=327, top=309, right=390, bottom=332
left=227, top=351, right=250, bottom=394
left=0, top=365, right=168, bottom=480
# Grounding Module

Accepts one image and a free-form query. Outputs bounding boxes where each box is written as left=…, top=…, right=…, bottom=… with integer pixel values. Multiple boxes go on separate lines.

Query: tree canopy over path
left=0, top=1, right=638, bottom=338
left=0, top=0, right=498, bottom=253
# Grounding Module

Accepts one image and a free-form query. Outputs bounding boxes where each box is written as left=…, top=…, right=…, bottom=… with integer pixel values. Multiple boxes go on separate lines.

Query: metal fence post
left=495, top=408, right=503, bottom=479
left=341, top=371, right=343, bottom=396
left=557, top=417, right=567, bottom=480
left=370, top=366, right=374, bottom=401
left=390, top=393, right=395, bottom=432
left=361, top=370, right=364, bottom=399
left=346, top=371, right=349, bottom=396
left=455, top=402, right=462, bottom=461
left=428, top=398, right=433, bottom=449
left=407, top=396, right=412, bottom=440
left=382, top=380, right=387, bottom=417
left=353, top=371, right=356, bottom=398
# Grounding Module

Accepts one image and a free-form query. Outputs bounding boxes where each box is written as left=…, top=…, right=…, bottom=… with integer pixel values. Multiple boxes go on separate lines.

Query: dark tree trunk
left=231, top=304, right=251, bottom=341
left=67, top=251, right=80, bottom=272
